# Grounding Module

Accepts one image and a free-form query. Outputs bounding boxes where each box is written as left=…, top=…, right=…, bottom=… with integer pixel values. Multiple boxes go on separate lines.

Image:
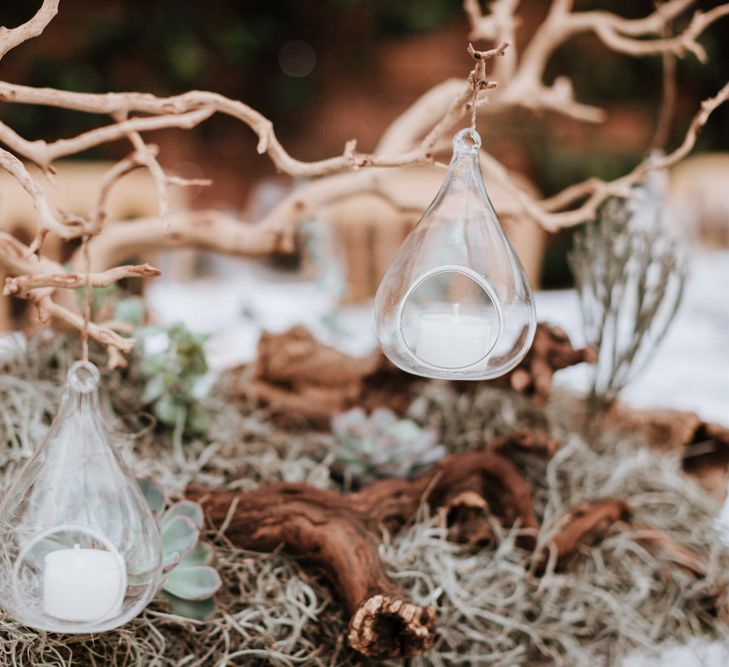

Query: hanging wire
left=467, top=47, right=492, bottom=134
left=470, top=83, right=479, bottom=132
left=80, top=236, right=92, bottom=362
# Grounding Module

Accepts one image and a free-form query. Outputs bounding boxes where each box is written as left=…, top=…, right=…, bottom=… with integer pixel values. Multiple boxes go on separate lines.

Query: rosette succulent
left=138, top=478, right=222, bottom=620
left=331, top=407, right=445, bottom=482
left=136, top=323, right=211, bottom=435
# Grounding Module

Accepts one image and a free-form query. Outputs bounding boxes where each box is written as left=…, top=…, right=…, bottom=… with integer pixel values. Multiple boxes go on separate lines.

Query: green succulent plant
left=74, top=282, right=146, bottom=327
left=136, top=323, right=211, bottom=435
left=138, top=478, right=222, bottom=621
left=331, top=407, right=445, bottom=483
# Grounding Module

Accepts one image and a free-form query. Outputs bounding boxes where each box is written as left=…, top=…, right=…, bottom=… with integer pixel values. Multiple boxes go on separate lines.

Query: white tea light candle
left=43, top=544, right=126, bottom=622
left=415, top=305, right=495, bottom=368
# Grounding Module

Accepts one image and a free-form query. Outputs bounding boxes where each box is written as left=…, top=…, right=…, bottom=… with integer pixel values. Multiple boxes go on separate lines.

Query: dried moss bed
left=0, top=336, right=728, bottom=666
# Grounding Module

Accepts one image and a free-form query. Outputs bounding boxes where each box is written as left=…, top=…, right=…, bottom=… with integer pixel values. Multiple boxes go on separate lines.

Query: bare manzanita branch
left=0, top=1, right=726, bottom=364
left=4, top=264, right=161, bottom=297
left=0, top=107, right=214, bottom=172
left=466, top=0, right=727, bottom=122
left=0, top=147, right=73, bottom=239
left=0, top=0, right=59, bottom=61
left=32, top=292, right=136, bottom=354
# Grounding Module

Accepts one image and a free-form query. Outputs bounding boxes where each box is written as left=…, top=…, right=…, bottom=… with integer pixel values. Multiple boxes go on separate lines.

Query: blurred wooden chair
left=0, top=161, right=188, bottom=331
left=669, top=153, right=729, bottom=247
left=318, top=165, right=546, bottom=302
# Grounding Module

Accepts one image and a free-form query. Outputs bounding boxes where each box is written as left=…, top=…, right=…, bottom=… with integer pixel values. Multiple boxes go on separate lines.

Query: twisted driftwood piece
left=190, top=449, right=537, bottom=658
left=542, top=499, right=708, bottom=581
left=547, top=499, right=631, bottom=570
left=488, top=322, right=597, bottom=403
left=232, top=322, right=595, bottom=425
left=241, top=325, right=384, bottom=425
left=190, top=443, right=715, bottom=658
left=609, top=405, right=729, bottom=499
left=491, top=429, right=560, bottom=459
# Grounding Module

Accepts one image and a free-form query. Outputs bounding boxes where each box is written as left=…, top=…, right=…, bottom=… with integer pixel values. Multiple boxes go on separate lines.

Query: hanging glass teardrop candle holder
left=0, top=361, right=163, bottom=633
left=375, top=128, right=536, bottom=380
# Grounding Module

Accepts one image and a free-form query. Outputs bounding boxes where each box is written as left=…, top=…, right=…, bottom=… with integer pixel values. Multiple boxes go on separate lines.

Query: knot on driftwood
left=500, top=323, right=597, bottom=403
left=348, top=595, right=436, bottom=658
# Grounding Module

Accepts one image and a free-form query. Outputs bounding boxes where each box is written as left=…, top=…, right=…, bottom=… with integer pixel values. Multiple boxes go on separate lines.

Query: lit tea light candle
left=415, top=303, right=495, bottom=368
left=43, top=544, right=126, bottom=622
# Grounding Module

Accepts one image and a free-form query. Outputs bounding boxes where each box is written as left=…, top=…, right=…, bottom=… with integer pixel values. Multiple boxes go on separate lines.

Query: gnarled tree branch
left=4, top=263, right=160, bottom=297
left=0, top=0, right=59, bottom=61
left=0, top=1, right=726, bottom=364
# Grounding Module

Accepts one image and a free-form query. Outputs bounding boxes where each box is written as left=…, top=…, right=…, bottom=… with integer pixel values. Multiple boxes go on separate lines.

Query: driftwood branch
left=0, top=231, right=142, bottom=358
left=611, top=404, right=729, bottom=500
left=0, top=1, right=726, bottom=364
left=3, top=263, right=160, bottom=297
left=493, top=322, right=597, bottom=403
left=545, top=499, right=631, bottom=570
left=0, top=41, right=506, bottom=186
left=466, top=0, right=728, bottom=121
left=190, top=449, right=537, bottom=658
left=0, top=107, right=213, bottom=174
left=0, top=29, right=504, bottom=362
left=231, top=325, right=384, bottom=426
left=30, top=291, right=135, bottom=355
left=0, top=148, right=71, bottom=239
left=0, top=0, right=59, bottom=61
left=232, top=322, right=594, bottom=424
left=191, top=444, right=716, bottom=656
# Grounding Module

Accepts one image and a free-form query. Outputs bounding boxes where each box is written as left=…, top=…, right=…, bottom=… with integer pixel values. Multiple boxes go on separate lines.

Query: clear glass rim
left=67, top=360, right=100, bottom=393
left=452, top=128, right=481, bottom=155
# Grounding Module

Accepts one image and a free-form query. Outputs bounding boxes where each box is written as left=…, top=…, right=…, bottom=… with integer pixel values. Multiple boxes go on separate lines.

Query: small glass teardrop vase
left=0, top=361, right=163, bottom=633
left=375, top=128, right=536, bottom=380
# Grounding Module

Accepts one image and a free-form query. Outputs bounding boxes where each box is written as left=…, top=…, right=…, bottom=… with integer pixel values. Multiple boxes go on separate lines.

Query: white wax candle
left=43, top=544, right=126, bottom=622
left=415, top=305, right=494, bottom=368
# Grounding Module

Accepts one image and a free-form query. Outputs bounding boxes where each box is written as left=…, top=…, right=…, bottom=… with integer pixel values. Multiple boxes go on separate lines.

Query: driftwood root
left=229, top=323, right=594, bottom=424
left=348, top=595, right=436, bottom=658
left=190, top=449, right=536, bottom=657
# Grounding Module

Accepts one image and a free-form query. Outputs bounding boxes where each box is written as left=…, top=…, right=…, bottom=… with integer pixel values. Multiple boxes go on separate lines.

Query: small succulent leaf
left=187, top=406, right=211, bottom=434
left=180, top=542, right=214, bottom=567
left=161, top=515, right=199, bottom=559
left=155, top=395, right=182, bottom=426
left=138, top=348, right=167, bottom=375
left=163, top=550, right=181, bottom=573
left=371, top=408, right=397, bottom=429
left=141, top=375, right=165, bottom=405
left=137, top=478, right=167, bottom=516
left=113, top=296, right=145, bottom=326
left=419, top=444, right=446, bottom=466
left=163, top=500, right=205, bottom=530
left=387, top=419, right=420, bottom=440
left=160, top=590, right=216, bottom=621
left=332, top=407, right=366, bottom=434
left=164, top=565, right=222, bottom=601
